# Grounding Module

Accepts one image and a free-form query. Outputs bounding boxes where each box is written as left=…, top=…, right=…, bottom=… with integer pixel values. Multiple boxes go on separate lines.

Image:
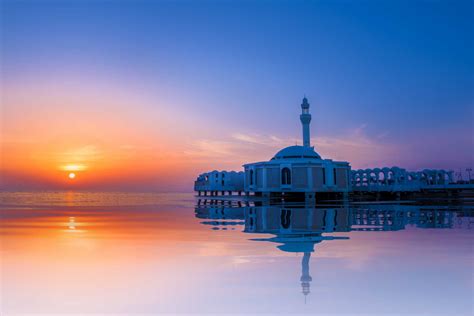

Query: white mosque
left=194, top=97, right=462, bottom=200
left=243, top=97, right=351, bottom=200
left=195, top=97, right=352, bottom=200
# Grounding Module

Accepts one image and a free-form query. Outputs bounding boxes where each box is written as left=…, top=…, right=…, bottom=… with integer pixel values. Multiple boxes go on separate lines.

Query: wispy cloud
left=186, top=125, right=399, bottom=170
left=232, top=133, right=291, bottom=147
left=57, top=145, right=103, bottom=163
left=183, top=140, right=237, bottom=158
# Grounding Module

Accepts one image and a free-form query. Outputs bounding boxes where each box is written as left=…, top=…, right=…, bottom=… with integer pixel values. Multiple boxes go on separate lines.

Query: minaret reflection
left=245, top=206, right=350, bottom=302
left=194, top=201, right=459, bottom=302
left=195, top=202, right=351, bottom=301
left=301, top=252, right=312, bottom=301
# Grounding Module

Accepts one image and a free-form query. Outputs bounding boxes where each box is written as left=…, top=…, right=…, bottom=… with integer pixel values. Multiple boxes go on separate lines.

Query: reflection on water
left=1, top=192, right=473, bottom=315
left=0, top=191, right=194, bottom=209
left=196, top=202, right=474, bottom=306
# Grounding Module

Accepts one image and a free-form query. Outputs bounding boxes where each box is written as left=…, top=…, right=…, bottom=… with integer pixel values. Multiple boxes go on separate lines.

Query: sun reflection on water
left=0, top=193, right=472, bottom=315
left=62, top=216, right=87, bottom=233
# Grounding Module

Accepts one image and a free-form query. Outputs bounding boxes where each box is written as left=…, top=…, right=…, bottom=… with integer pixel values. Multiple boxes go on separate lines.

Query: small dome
left=272, top=145, right=321, bottom=160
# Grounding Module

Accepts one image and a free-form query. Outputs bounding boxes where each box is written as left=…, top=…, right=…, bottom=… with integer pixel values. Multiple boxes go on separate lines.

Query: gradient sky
left=1, top=0, right=473, bottom=191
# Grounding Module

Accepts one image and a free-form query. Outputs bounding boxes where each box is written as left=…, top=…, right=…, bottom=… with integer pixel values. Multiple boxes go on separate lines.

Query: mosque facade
left=243, top=97, right=351, bottom=199
left=195, top=98, right=352, bottom=200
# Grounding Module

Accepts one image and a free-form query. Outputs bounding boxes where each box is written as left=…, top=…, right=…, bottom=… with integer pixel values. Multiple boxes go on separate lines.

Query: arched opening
left=249, top=169, right=254, bottom=186
left=421, top=173, right=428, bottom=184
left=429, top=175, right=435, bottom=185
left=362, top=173, right=368, bottom=186
left=281, top=167, right=291, bottom=185
left=398, top=174, right=405, bottom=184
left=444, top=173, right=450, bottom=183
left=369, top=172, right=377, bottom=185
left=378, top=172, right=385, bottom=184
left=387, top=171, right=395, bottom=185
left=438, top=172, right=446, bottom=184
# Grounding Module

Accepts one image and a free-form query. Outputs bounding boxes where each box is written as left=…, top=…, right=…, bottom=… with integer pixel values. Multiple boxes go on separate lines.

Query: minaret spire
left=300, top=252, right=312, bottom=300
left=300, top=97, right=311, bottom=147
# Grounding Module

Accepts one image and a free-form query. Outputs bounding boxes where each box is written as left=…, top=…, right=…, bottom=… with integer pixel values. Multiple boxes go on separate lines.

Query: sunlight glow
left=62, top=164, right=87, bottom=171
left=68, top=173, right=76, bottom=179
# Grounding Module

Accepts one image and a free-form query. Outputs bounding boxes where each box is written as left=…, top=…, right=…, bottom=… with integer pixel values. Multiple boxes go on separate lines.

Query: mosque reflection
left=195, top=201, right=469, bottom=301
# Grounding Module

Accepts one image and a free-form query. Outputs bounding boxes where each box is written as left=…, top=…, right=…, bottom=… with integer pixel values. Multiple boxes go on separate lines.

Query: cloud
left=57, top=145, right=103, bottom=163
left=231, top=133, right=295, bottom=147
left=231, top=133, right=289, bottom=146
left=186, top=126, right=399, bottom=170
left=183, top=139, right=237, bottom=159
left=352, top=123, right=368, bottom=136
left=231, top=133, right=262, bottom=144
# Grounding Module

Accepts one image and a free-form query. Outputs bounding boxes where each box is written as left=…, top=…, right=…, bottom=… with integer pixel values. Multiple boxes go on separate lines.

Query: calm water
left=0, top=192, right=473, bottom=315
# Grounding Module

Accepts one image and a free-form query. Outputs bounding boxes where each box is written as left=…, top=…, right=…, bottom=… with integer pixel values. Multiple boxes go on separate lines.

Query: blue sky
left=1, top=0, right=473, bottom=189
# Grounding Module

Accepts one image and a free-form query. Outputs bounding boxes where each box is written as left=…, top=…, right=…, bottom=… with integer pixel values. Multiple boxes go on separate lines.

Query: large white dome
left=272, top=145, right=321, bottom=160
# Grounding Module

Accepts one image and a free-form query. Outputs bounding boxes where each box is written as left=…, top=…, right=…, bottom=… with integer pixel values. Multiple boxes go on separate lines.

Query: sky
left=1, top=0, right=473, bottom=191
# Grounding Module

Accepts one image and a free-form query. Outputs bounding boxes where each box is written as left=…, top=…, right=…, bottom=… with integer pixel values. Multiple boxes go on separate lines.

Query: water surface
left=1, top=192, right=472, bottom=315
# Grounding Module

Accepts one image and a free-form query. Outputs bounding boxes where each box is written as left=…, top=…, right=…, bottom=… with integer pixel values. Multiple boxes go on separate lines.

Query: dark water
left=1, top=192, right=472, bottom=315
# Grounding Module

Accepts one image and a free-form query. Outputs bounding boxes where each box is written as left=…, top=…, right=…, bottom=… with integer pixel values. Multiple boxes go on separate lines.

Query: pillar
left=305, top=192, right=316, bottom=204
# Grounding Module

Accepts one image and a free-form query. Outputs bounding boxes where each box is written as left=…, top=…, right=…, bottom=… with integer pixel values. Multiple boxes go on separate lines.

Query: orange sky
left=0, top=78, right=383, bottom=191
left=2, top=0, right=473, bottom=191
left=2, top=76, right=467, bottom=191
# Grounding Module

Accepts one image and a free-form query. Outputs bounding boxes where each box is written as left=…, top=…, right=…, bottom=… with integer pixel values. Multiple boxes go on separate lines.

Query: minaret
left=300, top=252, right=312, bottom=301
left=300, top=97, right=311, bottom=147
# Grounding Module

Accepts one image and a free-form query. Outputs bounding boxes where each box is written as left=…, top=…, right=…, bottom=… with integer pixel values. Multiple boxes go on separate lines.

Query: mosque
left=243, top=97, right=351, bottom=200
left=194, top=97, right=466, bottom=201
left=195, top=97, right=352, bottom=201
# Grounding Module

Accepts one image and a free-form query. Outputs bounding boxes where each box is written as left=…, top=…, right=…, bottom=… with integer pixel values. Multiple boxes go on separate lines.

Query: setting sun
left=68, top=173, right=76, bottom=179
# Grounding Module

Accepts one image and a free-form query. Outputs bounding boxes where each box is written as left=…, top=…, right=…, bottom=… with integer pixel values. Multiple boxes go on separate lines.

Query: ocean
left=1, top=191, right=472, bottom=315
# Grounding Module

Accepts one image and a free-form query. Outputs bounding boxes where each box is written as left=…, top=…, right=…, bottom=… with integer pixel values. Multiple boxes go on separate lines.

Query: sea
left=0, top=191, right=472, bottom=315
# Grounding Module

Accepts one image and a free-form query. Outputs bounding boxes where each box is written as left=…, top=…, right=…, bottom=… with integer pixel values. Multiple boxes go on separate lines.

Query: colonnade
left=351, top=167, right=453, bottom=190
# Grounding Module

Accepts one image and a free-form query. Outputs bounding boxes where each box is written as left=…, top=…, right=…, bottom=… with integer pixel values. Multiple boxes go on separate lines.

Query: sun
left=68, top=172, right=76, bottom=179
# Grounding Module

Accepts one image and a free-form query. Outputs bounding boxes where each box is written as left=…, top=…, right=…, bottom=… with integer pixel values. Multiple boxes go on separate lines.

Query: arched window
left=281, top=167, right=291, bottom=185
left=249, top=169, right=254, bottom=185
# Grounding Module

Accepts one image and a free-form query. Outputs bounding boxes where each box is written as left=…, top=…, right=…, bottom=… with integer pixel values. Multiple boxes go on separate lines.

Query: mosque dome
left=272, top=145, right=321, bottom=160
